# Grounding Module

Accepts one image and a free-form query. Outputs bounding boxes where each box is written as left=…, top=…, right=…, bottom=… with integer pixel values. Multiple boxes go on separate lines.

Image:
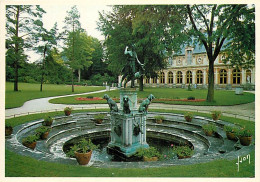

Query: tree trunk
left=139, top=75, right=144, bottom=91
left=40, top=45, right=47, bottom=92
left=78, top=69, right=81, bottom=83
left=14, top=6, right=20, bottom=92
left=72, top=69, right=74, bottom=92
left=207, top=59, right=215, bottom=102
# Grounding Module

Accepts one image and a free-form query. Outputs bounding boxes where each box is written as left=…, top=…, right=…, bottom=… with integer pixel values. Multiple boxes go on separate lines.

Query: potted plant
left=224, top=125, right=239, bottom=141
left=135, top=147, right=161, bottom=162
left=5, top=123, right=13, bottom=136
left=238, top=128, right=253, bottom=146
left=211, top=110, right=221, bottom=121
left=94, top=114, right=105, bottom=124
left=154, top=115, right=165, bottom=124
left=173, top=145, right=194, bottom=159
left=36, top=126, right=51, bottom=140
left=43, top=116, right=53, bottom=126
left=69, top=138, right=98, bottom=165
left=184, top=112, right=193, bottom=122
left=64, top=107, right=72, bottom=116
left=202, top=123, right=217, bottom=136
left=22, top=135, right=38, bottom=150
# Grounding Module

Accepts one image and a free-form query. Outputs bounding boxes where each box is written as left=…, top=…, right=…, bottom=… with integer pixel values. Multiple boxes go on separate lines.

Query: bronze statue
left=138, top=94, right=155, bottom=113
left=103, top=94, right=118, bottom=112
left=120, top=45, right=144, bottom=88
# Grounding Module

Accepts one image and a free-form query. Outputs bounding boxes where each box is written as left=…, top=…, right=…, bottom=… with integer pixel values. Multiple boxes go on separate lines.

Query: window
left=177, top=71, right=183, bottom=84
left=160, top=72, right=165, bottom=84
left=186, top=71, right=192, bottom=84
left=168, top=71, right=173, bottom=84
left=219, top=69, right=227, bottom=84
left=233, top=69, right=241, bottom=84
left=246, top=70, right=251, bottom=83
left=145, top=77, right=150, bottom=84
left=187, top=50, right=192, bottom=65
left=196, top=70, right=203, bottom=84
left=152, top=77, right=157, bottom=84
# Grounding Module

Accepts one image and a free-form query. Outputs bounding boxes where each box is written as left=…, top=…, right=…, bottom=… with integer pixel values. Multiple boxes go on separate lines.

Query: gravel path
left=5, top=89, right=255, bottom=121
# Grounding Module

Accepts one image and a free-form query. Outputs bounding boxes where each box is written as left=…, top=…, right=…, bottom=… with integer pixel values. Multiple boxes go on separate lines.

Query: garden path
left=5, top=89, right=255, bottom=121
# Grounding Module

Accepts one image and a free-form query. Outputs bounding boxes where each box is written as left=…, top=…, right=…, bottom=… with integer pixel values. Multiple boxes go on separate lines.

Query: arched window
left=145, top=77, right=150, bottom=84
left=233, top=69, right=241, bottom=84
left=177, top=71, right=183, bottom=84
left=152, top=77, right=157, bottom=84
left=246, top=70, right=251, bottom=83
left=168, top=71, right=173, bottom=84
left=160, top=72, right=165, bottom=84
left=196, top=70, right=203, bottom=84
left=219, top=69, right=227, bottom=84
left=186, top=71, right=192, bottom=84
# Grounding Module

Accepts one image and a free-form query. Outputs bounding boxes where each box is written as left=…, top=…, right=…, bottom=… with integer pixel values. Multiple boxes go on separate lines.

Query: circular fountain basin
left=5, top=112, right=254, bottom=168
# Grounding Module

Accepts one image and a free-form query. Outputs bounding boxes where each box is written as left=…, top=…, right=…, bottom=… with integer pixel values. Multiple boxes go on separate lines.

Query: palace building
left=141, top=43, right=255, bottom=89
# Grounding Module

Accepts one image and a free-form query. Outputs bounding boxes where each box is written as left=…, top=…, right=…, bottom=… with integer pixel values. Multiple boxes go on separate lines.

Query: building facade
left=142, top=46, right=255, bottom=89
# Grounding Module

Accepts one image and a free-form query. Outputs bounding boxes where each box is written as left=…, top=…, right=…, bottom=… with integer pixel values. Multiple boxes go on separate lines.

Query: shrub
left=22, top=135, right=38, bottom=145
left=238, top=128, right=253, bottom=137
left=67, top=138, right=98, bottom=158
left=94, top=114, right=105, bottom=120
left=43, top=116, right=53, bottom=126
left=135, top=147, right=162, bottom=159
left=224, top=125, right=239, bottom=133
left=172, top=146, right=194, bottom=158
left=87, top=95, right=94, bottom=99
left=202, top=123, right=217, bottom=133
left=154, top=115, right=165, bottom=121
left=187, top=96, right=195, bottom=100
left=35, top=126, right=51, bottom=137
left=211, top=110, right=221, bottom=120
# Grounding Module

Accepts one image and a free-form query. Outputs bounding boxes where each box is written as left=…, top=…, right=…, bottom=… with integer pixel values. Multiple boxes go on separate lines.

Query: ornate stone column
left=227, top=69, right=231, bottom=84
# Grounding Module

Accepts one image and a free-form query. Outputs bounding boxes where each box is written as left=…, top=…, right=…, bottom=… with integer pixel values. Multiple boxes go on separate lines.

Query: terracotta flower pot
left=143, top=156, right=158, bottom=162
left=204, top=130, right=213, bottom=136
left=226, top=132, right=238, bottom=141
left=5, top=127, right=13, bottom=136
left=75, top=150, right=92, bottom=165
left=23, top=142, right=37, bottom=150
left=185, top=116, right=192, bottom=122
left=65, top=111, right=71, bottom=116
left=177, top=155, right=191, bottom=159
left=95, top=119, right=103, bottom=124
left=40, top=132, right=49, bottom=140
left=43, top=120, right=53, bottom=126
left=156, top=119, right=163, bottom=124
left=212, top=114, right=220, bottom=121
left=239, top=136, right=252, bottom=146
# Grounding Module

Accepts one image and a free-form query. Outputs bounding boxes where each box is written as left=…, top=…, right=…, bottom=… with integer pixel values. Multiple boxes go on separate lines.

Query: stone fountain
left=105, top=45, right=154, bottom=159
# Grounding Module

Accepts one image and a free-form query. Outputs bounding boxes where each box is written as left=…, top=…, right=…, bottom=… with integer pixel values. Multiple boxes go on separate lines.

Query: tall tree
left=98, top=5, right=187, bottom=91
left=185, top=4, right=255, bottom=102
left=64, top=30, right=93, bottom=83
left=6, top=5, right=46, bottom=91
left=33, top=23, right=59, bottom=91
left=63, top=5, right=82, bottom=92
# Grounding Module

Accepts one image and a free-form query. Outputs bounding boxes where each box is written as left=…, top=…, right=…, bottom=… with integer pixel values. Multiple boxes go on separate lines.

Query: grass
left=49, top=87, right=255, bottom=106
left=5, top=82, right=105, bottom=109
left=5, top=109, right=255, bottom=177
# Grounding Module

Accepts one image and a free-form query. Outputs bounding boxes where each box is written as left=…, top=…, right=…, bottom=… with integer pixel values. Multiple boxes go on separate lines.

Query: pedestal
left=107, top=88, right=149, bottom=159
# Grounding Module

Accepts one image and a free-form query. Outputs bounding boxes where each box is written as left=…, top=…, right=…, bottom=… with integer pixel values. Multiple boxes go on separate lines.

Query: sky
left=28, top=4, right=112, bottom=62
left=40, top=4, right=112, bottom=40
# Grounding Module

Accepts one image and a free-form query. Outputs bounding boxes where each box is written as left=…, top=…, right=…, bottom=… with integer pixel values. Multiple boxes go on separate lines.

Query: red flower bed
left=154, top=98, right=206, bottom=102
left=75, top=97, right=205, bottom=102
left=76, top=97, right=103, bottom=101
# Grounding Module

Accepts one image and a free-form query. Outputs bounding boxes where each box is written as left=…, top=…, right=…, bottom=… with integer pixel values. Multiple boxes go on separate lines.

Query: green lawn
left=5, top=109, right=255, bottom=177
left=49, top=87, right=255, bottom=106
left=5, top=82, right=105, bottom=109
